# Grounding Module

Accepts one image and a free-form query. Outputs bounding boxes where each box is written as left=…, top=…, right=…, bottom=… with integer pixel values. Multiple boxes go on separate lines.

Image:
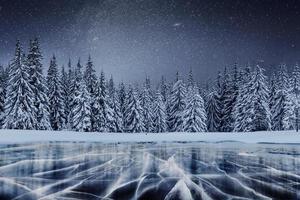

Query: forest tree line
left=0, top=39, right=299, bottom=133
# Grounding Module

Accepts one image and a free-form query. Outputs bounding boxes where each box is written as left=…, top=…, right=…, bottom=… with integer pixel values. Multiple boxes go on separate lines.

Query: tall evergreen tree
left=183, top=86, right=207, bottom=132
left=271, top=64, right=293, bottom=130
left=0, top=65, right=7, bottom=125
left=233, top=65, right=271, bottom=132
left=124, top=85, right=144, bottom=133
left=47, top=55, right=65, bottom=130
left=83, top=56, right=99, bottom=130
left=118, top=82, right=127, bottom=129
left=168, top=74, right=186, bottom=132
left=60, top=65, right=69, bottom=126
left=160, top=75, right=168, bottom=102
left=3, top=41, right=36, bottom=129
left=107, top=76, right=123, bottom=132
left=221, top=65, right=239, bottom=132
left=71, top=78, right=92, bottom=132
left=206, top=91, right=222, bottom=132
left=69, top=59, right=84, bottom=129
left=140, top=77, right=154, bottom=132
left=290, top=63, right=300, bottom=128
left=152, top=90, right=167, bottom=132
left=27, top=38, right=51, bottom=130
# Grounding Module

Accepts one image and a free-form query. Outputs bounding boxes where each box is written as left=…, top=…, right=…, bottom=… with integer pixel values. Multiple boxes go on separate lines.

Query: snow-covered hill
left=0, top=129, right=299, bottom=144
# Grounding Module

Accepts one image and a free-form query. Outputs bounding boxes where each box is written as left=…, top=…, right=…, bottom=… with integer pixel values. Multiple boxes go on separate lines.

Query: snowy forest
left=0, top=38, right=299, bottom=133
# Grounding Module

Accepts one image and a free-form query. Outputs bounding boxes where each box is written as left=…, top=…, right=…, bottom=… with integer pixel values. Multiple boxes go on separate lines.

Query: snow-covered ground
left=0, top=129, right=299, bottom=144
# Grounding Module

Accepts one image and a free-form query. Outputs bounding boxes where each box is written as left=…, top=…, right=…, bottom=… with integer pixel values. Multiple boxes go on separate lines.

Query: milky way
left=0, top=0, right=300, bottom=83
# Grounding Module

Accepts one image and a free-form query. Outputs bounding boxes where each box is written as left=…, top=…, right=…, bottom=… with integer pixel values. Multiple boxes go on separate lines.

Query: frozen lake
left=0, top=141, right=299, bottom=200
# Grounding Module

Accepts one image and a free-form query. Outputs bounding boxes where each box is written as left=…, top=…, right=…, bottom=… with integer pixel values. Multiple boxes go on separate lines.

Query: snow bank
left=0, top=129, right=299, bottom=144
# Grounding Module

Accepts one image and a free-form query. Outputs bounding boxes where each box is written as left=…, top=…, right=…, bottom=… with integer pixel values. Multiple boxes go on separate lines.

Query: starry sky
left=0, top=0, right=300, bottom=83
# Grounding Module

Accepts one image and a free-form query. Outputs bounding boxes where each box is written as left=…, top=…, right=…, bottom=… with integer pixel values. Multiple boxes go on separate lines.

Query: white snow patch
left=0, top=129, right=299, bottom=144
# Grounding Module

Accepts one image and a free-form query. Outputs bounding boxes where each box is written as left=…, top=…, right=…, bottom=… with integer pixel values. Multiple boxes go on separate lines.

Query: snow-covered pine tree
left=27, top=38, right=51, bottom=130
left=187, top=69, right=194, bottom=90
left=47, top=55, right=65, bottom=130
left=3, top=41, right=36, bottom=129
left=152, top=90, right=167, bottom=132
left=221, top=65, right=239, bottom=132
left=290, top=63, right=300, bottom=128
left=83, top=55, right=99, bottom=130
left=107, top=76, right=123, bottom=132
left=206, top=91, right=222, bottom=132
left=124, top=85, right=144, bottom=132
left=269, top=72, right=278, bottom=130
left=233, top=65, right=271, bottom=132
left=0, top=65, right=7, bottom=125
left=71, top=78, right=92, bottom=132
left=168, top=73, right=186, bottom=132
left=183, top=86, right=207, bottom=132
left=94, top=70, right=114, bottom=132
left=270, top=64, right=293, bottom=130
left=140, top=77, right=154, bottom=132
left=60, top=65, right=69, bottom=127
left=160, top=75, right=168, bottom=102
left=69, top=59, right=84, bottom=129
left=83, top=55, right=98, bottom=93
left=118, top=82, right=127, bottom=129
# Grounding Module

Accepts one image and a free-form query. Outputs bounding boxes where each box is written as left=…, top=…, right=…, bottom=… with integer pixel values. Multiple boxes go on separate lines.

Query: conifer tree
left=290, top=63, right=300, bottom=128
left=4, top=41, right=36, bottom=129
left=27, top=38, right=51, bottom=130
left=47, top=55, right=65, bottom=130
left=118, top=82, right=127, bottom=129
left=222, top=65, right=239, bottom=132
left=140, top=77, right=154, bottom=132
left=71, top=79, right=92, bottom=132
left=206, top=91, right=222, bottom=132
left=125, top=85, right=144, bottom=132
left=183, top=86, right=207, bottom=132
left=152, top=90, right=167, bottom=132
left=271, top=64, right=293, bottom=130
left=0, top=65, right=7, bottom=125
left=233, top=65, right=271, bottom=132
left=160, top=75, right=168, bottom=102
left=107, top=76, right=123, bottom=132
left=83, top=56, right=99, bottom=130
left=69, top=59, right=84, bottom=129
left=168, top=74, right=186, bottom=132
left=60, top=65, right=69, bottom=126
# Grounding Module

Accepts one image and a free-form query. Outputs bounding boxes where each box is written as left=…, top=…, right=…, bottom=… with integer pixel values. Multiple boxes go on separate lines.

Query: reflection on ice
left=0, top=142, right=299, bottom=200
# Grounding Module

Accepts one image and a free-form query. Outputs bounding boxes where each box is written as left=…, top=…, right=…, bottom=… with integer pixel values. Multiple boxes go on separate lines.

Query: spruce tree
left=291, top=63, right=300, bottom=128
left=69, top=59, right=84, bottom=130
left=140, top=77, right=154, bottom=132
left=233, top=65, right=271, bottom=132
left=71, top=79, right=92, bottom=132
left=271, top=64, right=293, bottom=130
left=152, top=90, right=167, bottom=132
left=206, top=91, right=222, bottom=132
left=124, top=85, right=144, bottom=132
left=107, top=76, right=123, bottom=132
left=0, top=65, right=8, bottom=125
left=4, top=41, right=36, bottom=129
left=60, top=65, right=69, bottom=126
left=222, top=65, right=239, bottom=132
left=183, top=86, right=207, bottom=132
left=160, top=75, right=168, bottom=102
left=83, top=55, right=99, bottom=130
left=118, top=82, right=127, bottom=129
left=27, top=38, right=51, bottom=130
left=168, top=74, right=186, bottom=132
left=47, top=55, right=65, bottom=130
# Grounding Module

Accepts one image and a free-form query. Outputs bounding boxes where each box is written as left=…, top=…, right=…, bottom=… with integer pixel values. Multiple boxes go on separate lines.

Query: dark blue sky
left=0, top=0, right=300, bottom=83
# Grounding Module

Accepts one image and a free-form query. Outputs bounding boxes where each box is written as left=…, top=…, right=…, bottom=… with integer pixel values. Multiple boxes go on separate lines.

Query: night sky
left=0, top=0, right=300, bottom=83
